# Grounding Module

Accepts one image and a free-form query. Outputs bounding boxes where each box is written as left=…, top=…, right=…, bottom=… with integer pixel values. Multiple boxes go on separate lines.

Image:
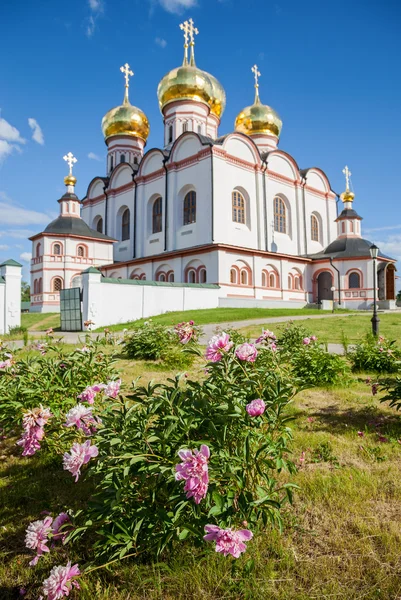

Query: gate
left=60, top=287, right=82, bottom=331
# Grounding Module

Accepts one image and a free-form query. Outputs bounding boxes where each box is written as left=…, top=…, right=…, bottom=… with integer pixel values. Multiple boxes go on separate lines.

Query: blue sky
left=0, top=0, right=400, bottom=286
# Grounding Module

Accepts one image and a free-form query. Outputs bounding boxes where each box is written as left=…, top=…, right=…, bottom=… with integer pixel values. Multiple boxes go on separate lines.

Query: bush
left=277, top=322, right=312, bottom=355
left=69, top=335, right=299, bottom=562
left=380, top=377, right=401, bottom=411
left=349, top=334, right=401, bottom=374
left=290, top=340, right=349, bottom=386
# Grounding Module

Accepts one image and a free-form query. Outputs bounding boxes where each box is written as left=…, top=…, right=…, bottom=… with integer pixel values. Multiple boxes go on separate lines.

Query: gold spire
left=180, top=18, right=198, bottom=66
left=63, top=152, right=77, bottom=187
left=251, top=64, right=261, bottom=104
left=120, top=62, right=134, bottom=105
left=340, top=165, right=355, bottom=203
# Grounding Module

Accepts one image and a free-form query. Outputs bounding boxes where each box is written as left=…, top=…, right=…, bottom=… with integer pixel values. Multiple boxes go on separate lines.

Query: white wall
left=81, top=270, right=220, bottom=328
left=0, top=262, right=22, bottom=334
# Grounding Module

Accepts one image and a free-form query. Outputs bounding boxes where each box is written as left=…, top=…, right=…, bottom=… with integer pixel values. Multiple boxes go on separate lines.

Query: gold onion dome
left=64, top=174, right=77, bottom=186
left=340, top=166, right=355, bottom=202
left=235, top=65, right=282, bottom=138
left=157, top=18, right=226, bottom=119
left=102, top=63, right=150, bottom=142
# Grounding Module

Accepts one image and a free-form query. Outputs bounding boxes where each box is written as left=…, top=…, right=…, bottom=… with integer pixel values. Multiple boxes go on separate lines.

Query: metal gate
left=60, top=287, right=82, bottom=331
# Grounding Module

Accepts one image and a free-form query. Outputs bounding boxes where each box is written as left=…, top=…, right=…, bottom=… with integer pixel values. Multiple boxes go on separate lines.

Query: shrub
left=349, top=334, right=401, bottom=374
left=379, top=377, right=401, bottom=411
left=70, top=334, right=299, bottom=562
left=277, top=322, right=312, bottom=355
left=290, top=340, right=349, bottom=386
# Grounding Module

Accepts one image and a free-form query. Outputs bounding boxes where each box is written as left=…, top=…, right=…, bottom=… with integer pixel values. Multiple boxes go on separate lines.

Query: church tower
left=157, top=18, right=226, bottom=145
left=235, top=64, right=282, bottom=152
left=101, top=64, right=150, bottom=174
left=335, top=165, right=362, bottom=238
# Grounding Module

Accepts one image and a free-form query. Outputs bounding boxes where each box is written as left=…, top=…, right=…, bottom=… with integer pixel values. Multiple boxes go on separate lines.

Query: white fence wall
left=81, top=269, right=221, bottom=328
left=0, top=261, right=22, bottom=335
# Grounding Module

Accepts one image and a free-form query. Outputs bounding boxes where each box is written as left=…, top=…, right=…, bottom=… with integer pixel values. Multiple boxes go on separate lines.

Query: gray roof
left=336, top=208, right=362, bottom=220
left=43, top=216, right=115, bottom=241
left=308, top=236, right=394, bottom=261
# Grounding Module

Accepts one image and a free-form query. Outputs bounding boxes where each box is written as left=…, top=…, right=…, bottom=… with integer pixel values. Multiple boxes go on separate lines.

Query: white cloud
left=0, top=192, right=51, bottom=226
left=375, top=234, right=401, bottom=263
left=86, top=0, right=103, bottom=37
left=0, top=244, right=10, bottom=251
left=89, top=0, right=103, bottom=11
left=364, top=224, right=401, bottom=234
left=0, top=117, right=25, bottom=144
left=156, top=0, right=197, bottom=14
left=28, top=118, right=44, bottom=145
left=20, top=251, right=32, bottom=262
left=88, top=152, right=102, bottom=161
left=0, top=140, right=20, bottom=162
left=155, top=37, right=167, bottom=48
left=1, top=229, right=36, bottom=239
left=14, top=244, right=24, bottom=249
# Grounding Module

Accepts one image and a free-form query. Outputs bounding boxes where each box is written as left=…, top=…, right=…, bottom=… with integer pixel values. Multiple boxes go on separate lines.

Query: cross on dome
left=180, top=18, right=198, bottom=66
left=120, top=63, right=134, bottom=104
left=251, top=64, right=261, bottom=103
left=343, top=165, right=351, bottom=190
left=63, top=152, right=77, bottom=175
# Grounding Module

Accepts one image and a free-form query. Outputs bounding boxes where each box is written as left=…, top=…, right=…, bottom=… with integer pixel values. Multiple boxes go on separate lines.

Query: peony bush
left=348, top=334, right=401, bottom=374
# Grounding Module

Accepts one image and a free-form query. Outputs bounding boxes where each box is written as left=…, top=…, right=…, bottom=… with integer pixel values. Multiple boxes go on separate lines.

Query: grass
left=239, top=312, right=401, bottom=345
left=21, top=313, right=60, bottom=332
left=1, top=343, right=401, bottom=598
left=94, top=307, right=353, bottom=332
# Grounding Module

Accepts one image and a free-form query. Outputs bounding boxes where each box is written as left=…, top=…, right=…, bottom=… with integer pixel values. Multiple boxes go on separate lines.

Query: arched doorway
left=317, top=271, right=333, bottom=303
left=386, top=264, right=396, bottom=300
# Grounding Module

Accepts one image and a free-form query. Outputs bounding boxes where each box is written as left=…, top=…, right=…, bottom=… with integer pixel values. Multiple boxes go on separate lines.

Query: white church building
left=30, top=19, right=396, bottom=314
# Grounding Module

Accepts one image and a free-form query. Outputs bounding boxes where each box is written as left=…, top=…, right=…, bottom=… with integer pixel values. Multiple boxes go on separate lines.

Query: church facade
left=30, top=19, right=397, bottom=312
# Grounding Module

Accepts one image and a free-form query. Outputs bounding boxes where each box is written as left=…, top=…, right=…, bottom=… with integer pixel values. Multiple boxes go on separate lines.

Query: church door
left=386, top=264, right=396, bottom=300
left=317, top=271, right=333, bottom=303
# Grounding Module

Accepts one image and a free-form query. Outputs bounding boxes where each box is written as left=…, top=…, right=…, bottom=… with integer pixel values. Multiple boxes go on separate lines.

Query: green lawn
left=94, top=307, right=352, bottom=332
left=1, top=346, right=401, bottom=599
left=239, top=312, right=401, bottom=345
left=21, top=312, right=60, bottom=331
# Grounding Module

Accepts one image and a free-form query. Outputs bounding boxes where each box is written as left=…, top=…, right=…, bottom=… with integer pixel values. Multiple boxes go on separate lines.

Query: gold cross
left=187, top=18, right=199, bottom=45
left=120, top=63, right=134, bottom=88
left=343, top=165, right=351, bottom=190
left=251, top=64, right=261, bottom=88
left=63, top=152, right=77, bottom=175
left=179, top=19, right=191, bottom=47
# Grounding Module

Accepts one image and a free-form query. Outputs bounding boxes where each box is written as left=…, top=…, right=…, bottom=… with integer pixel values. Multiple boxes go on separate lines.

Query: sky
left=0, top=0, right=400, bottom=287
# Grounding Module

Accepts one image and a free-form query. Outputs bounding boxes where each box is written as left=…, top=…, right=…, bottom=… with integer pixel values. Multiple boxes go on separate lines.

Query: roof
left=0, top=258, right=23, bottom=267
left=336, top=208, right=362, bottom=220
left=308, top=237, right=395, bottom=261
left=40, top=216, right=115, bottom=241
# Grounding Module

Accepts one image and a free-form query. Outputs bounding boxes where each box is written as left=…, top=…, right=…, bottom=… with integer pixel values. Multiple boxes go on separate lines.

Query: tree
left=397, top=290, right=401, bottom=303
left=21, top=281, right=30, bottom=303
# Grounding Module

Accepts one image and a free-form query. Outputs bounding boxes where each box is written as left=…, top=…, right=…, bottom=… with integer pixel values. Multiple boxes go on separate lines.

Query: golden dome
left=157, top=64, right=226, bottom=119
left=64, top=174, right=77, bottom=186
left=102, top=98, right=150, bottom=142
left=235, top=97, right=282, bottom=138
left=340, top=189, right=355, bottom=203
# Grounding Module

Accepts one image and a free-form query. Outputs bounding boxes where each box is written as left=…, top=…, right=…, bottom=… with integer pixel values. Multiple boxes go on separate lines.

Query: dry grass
left=1, top=353, right=401, bottom=599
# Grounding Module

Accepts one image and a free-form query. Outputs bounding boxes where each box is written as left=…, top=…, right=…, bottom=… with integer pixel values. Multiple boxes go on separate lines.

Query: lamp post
left=330, top=286, right=336, bottom=313
left=370, top=244, right=380, bottom=336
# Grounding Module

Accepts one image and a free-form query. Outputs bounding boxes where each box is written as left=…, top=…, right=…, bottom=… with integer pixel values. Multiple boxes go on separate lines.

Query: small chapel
left=30, top=18, right=397, bottom=313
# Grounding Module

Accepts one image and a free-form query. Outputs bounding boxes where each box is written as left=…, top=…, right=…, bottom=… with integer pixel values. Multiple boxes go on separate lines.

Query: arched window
left=198, top=124, right=202, bottom=134
left=168, top=272, right=175, bottom=282
left=182, top=122, right=188, bottom=133
left=341, top=222, right=346, bottom=234
left=241, top=270, right=248, bottom=285
left=183, top=191, right=196, bottom=225
left=36, top=243, right=41, bottom=258
left=121, top=208, right=130, bottom=241
left=53, top=243, right=61, bottom=255
left=77, top=245, right=85, bottom=257
left=230, top=268, right=237, bottom=284
left=262, top=271, right=267, bottom=287
left=269, top=273, right=276, bottom=288
left=70, top=275, right=82, bottom=288
left=274, top=196, right=286, bottom=233
left=311, top=215, right=319, bottom=241
left=158, top=273, right=166, bottom=282
left=66, top=203, right=70, bottom=213
left=39, top=278, right=43, bottom=293
left=288, top=275, right=292, bottom=289
left=34, top=279, right=38, bottom=294
left=52, top=277, right=63, bottom=292
left=120, top=154, right=125, bottom=164
left=187, top=269, right=196, bottom=284
left=232, top=191, right=245, bottom=224
left=133, top=156, right=138, bottom=165
left=350, top=221, right=354, bottom=233
left=199, top=268, right=207, bottom=283
left=152, top=197, right=162, bottom=234
left=168, top=125, right=173, bottom=144
left=110, top=156, right=114, bottom=172
left=96, top=217, right=103, bottom=233
left=294, top=276, right=300, bottom=290
left=349, top=272, right=361, bottom=289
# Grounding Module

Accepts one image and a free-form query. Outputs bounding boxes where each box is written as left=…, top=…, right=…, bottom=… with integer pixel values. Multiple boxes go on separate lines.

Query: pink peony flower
left=357, top=431, right=364, bottom=437
left=41, top=562, right=80, bottom=600
left=204, top=525, right=253, bottom=558
left=205, top=332, right=233, bottom=362
left=17, top=406, right=52, bottom=457
left=175, top=321, right=197, bottom=344
left=302, top=337, right=311, bottom=345
left=379, top=347, right=384, bottom=353
left=104, top=379, right=121, bottom=398
left=255, top=330, right=276, bottom=344
left=65, top=404, right=100, bottom=435
left=63, top=440, right=99, bottom=482
left=235, top=343, right=258, bottom=362
left=25, top=516, right=53, bottom=566
left=175, top=444, right=210, bottom=504
left=0, top=358, right=12, bottom=369
left=270, top=342, right=277, bottom=352
left=310, top=335, right=317, bottom=342
left=91, top=383, right=105, bottom=393
left=246, top=399, right=266, bottom=417
left=77, top=385, right=97, bottom=404
left=52, top=513, right=70, bottom=543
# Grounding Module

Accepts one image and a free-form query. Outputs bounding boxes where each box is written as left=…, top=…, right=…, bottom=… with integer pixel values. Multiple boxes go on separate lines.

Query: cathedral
left=30, top=19, right=397, bottom=313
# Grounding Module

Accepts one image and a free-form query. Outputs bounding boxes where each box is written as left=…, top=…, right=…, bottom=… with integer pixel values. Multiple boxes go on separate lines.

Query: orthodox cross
left=252, top=64, right=261, bottom=88
left=63, top=152, right=77, bottom=175
left=343, top=165, right=351, bottom=190
left=187, top=18, right=199, bottom=45
left=179, top=19, right=191, bottom=47
left=180, top=18, right=198, bottom=65
left=120, top=62, right=134, bottom=88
